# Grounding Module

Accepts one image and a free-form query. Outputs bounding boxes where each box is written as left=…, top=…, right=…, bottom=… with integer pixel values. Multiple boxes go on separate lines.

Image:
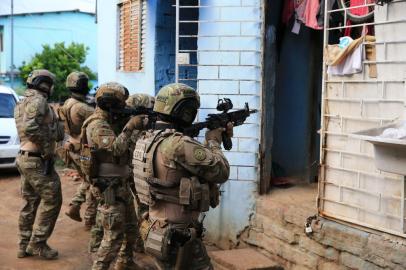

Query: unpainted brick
left=298, top=236, right=339, bottom=262
left=259, top=213, right=299, bottom=244
left=314, top=221, right=369, bottom=256
left=318, top=261, right=350, bottom=270
left=340, top=252, right=382, bottom=270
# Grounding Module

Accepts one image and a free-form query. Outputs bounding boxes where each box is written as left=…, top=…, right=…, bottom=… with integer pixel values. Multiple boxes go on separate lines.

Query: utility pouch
left=199, top=183, right=210, bottom=212
left=79, top=145, right=97, bottom=178
left=145, top=220, right=172, bottom=261
left=179, top=177, right=192, bottom=205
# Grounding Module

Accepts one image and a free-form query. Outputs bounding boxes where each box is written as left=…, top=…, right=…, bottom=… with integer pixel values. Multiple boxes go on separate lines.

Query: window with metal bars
left=117, top=0, right=146, bottom=72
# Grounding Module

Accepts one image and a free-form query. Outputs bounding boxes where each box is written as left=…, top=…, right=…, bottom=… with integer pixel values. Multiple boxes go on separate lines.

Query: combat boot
left=65, top=204, right=82, bottom=222
left=114, top=259, right=142, bottom=270
left=26, top=242, right=58, bottom=260
left=17, top=246, right=32, bottom=258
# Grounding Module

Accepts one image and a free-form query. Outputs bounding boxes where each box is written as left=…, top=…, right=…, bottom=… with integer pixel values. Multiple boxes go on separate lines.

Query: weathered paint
left=196, top=0, right=262, bottom=247
left=97, top=0, right=157, bottom=95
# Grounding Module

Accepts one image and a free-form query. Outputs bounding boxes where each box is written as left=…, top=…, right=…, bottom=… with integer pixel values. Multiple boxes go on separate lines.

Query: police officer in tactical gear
left=14, top=69, right=64, bottom=259
left=88, top=93, right=155, bottom=255
left=82, top=82, right=145, bottom=270
left=60, top=71, right=96, bottom=229
left=133, top=83, right=232, bottom=269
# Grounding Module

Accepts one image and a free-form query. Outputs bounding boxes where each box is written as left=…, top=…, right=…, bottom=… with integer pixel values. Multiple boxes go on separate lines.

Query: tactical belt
left=18, top=150, right=41, bottom=158
left=98, top=163, right=130, bottom=178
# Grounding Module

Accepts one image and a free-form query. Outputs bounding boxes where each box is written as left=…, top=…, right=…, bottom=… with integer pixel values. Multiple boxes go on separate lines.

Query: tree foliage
left=19, top=42, right=96, bottom=101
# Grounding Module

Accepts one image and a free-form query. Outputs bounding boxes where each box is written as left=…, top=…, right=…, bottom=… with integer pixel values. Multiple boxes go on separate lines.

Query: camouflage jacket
left=85, top=107, right=132, bottom=166
left=14, top=89, right=64, bottom=156
left=58, top=94, right=94, bottom=139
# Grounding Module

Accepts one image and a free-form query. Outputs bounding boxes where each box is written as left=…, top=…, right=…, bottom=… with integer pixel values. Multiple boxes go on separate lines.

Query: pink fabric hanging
left=294, top=0, right=308, bottom=23
left=304, top=0, right=323, bottom=29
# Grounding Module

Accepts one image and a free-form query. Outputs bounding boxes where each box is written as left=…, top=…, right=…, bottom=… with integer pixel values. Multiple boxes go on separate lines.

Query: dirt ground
left=0, top=168, right=153, bottom=270
left=0, top=168, right=92, bottom=270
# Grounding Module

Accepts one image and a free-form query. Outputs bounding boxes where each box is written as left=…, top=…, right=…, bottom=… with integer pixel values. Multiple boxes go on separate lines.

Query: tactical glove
left=124, top=115, right=148, bottom=132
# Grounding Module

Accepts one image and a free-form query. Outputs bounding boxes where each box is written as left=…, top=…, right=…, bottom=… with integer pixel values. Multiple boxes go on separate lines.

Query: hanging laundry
left=294, top=0, right=308, bottom=23
left=326, top=36, right=364, bottom=76
left=304, top=0, right=323, bottom=29
left=282, top=0, right=295, bottom=24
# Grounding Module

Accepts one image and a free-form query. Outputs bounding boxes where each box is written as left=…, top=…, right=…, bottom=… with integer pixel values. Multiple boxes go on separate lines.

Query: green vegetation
left=19, top=42, right=96, bottom=101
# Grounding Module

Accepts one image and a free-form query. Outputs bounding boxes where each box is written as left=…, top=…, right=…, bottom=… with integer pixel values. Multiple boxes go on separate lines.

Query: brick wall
left=244, top=186, right=406, bottom=270
left=118, top=0, right=144, bottom=72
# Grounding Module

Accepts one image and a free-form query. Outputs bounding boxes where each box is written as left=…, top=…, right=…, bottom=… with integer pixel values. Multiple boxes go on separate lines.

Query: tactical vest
left=14, top=90, right=60, bottom=147
left=133, top=130, right=210, bottom=212
left=58, top=97, right=83, bottom=137
left=79, top=113, right=130, bottom=178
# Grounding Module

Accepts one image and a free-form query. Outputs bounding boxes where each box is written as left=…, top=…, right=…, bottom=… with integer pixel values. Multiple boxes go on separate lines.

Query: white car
left=0, top=86, right=20, bottom=169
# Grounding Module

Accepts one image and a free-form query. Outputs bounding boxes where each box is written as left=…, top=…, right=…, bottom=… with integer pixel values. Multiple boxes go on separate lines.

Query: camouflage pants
left=91, top=194, right=138, bottom=270
left=145, top=222, right=212, bottom=270
left=16, top=154, right=62, bottom=249
left=70, top=179, right=98, bottom=225
left=89, top=205, right=103, bottom=253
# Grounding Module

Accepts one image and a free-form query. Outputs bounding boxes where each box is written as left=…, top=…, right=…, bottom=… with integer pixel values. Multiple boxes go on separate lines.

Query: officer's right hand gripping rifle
left=183, top=98, right=258, bottom=150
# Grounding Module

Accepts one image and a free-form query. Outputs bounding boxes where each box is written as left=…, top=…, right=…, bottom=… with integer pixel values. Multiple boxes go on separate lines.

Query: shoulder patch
left=193, top=147, right=207, bottom=161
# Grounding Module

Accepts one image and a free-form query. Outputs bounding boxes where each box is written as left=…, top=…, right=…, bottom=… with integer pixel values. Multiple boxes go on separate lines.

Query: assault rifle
left=110, top=107, right=158, bottom=128
left=183, top=98, right=258, bottom=150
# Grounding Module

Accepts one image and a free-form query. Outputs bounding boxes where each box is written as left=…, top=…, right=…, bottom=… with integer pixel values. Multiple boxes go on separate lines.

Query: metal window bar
left=319, top=0, right=406, bottom=236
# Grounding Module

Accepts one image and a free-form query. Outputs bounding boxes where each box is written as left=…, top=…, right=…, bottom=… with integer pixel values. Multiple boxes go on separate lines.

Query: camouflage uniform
left=126, top=93, right=155, bottom=252
left=14, top=69, right=64, bottom=259
left=134, top=84, right=230, bottom=269
left=59, top=72, right=96, bottom=227
left=87, top=93, right=155, bottom=254
left=85, top=82, right=143, bottom=270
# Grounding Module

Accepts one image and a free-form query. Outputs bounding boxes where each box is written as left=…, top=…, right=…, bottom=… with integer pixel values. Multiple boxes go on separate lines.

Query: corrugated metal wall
left=319, top=0, right=406, bottom=236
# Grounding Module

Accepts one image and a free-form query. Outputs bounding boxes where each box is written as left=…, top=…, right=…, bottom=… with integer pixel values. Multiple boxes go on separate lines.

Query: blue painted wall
left=196, top=0, right=262, bottom=247
left=154, top=0, right=176, bottom=92
left=0, top=11, right=97, bottom=86
left=97, top=0, right=157, bottom=96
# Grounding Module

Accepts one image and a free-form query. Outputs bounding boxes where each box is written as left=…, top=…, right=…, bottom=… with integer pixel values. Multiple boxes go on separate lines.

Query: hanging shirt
left=304, top=0, right=323, bottom=29
left=294, top=0, right=308, bottom=23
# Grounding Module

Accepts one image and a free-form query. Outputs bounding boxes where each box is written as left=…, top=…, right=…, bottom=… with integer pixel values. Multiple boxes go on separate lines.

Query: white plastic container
left=351, top=123, right=406, bottom=175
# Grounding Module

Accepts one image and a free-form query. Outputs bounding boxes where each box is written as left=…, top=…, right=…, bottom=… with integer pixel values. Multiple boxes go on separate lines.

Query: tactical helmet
left=126, top=93, right=155, bottom=109
left=154, top=83, right=200, bottom=126
left=95, top=82, right=129, bottom=110
left=66, top=71, right=89, bottom=95
left=26, top=69, right=56, bottom=95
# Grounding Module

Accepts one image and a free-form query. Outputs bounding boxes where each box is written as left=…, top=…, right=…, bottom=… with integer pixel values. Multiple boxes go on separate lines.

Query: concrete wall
left=319, top=1, right=406, bottom=236
left=245, top=185, right=406, bottom=270
left=196, top=0, right=262, bottom=248
left=97, top=0, right=157, bottom=95
left=0, top=11, right=97, bottom=75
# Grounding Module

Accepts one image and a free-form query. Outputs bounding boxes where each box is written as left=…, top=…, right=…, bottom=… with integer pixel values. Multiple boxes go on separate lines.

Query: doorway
left=261, top=0, right=323, bottom=192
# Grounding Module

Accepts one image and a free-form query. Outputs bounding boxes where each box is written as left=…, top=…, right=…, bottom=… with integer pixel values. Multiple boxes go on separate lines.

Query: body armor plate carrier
left=133, top=130, right=210, bottom=212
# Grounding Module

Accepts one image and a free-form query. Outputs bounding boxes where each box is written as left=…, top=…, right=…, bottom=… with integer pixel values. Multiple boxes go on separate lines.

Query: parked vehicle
left=0, top=86, right=20, bottom=169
